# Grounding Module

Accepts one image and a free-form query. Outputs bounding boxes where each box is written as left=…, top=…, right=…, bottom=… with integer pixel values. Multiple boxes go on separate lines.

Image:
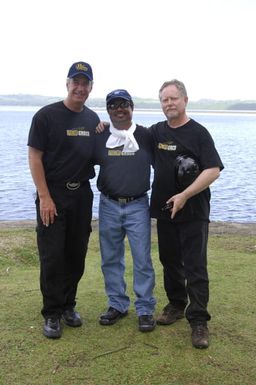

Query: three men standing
left=28, top=68, right=223, bottom=349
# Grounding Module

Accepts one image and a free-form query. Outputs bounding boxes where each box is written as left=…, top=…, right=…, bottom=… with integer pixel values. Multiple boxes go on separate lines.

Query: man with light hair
left=150, top=79, right=224, bottom=348
left=28, top=61, right=100, bottom=339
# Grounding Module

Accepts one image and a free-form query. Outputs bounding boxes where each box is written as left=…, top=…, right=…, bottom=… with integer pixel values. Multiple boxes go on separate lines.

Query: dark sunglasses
left=107, top=100, right=131, bottom=110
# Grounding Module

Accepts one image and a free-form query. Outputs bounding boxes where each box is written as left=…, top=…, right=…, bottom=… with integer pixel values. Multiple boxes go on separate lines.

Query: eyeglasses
left=107, top=100, right=131, bottom=110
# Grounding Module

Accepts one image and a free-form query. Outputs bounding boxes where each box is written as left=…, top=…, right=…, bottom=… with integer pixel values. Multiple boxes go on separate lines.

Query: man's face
left=66, top=75, right=92, bottom=105
left=159, top=85, right=188, bottom=121
left=107, top=98, right=133, bottom=128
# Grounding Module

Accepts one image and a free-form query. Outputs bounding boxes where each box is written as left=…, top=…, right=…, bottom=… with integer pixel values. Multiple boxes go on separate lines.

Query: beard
left=165, top=109, right=179, bottom=120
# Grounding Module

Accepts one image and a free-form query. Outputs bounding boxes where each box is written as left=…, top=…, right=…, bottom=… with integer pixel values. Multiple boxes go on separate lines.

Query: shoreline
left=1, top=219, right=256, bottom=236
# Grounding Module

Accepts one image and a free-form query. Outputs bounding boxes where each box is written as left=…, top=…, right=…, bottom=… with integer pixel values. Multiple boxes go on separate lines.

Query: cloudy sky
left=1, top=0, right=255, bottom=101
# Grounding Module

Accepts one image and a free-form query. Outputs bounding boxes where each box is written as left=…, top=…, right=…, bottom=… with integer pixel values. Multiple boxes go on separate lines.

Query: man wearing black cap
left=28, top=61, right=100, bottom=339
left=94, top=89, right=156, bottom=332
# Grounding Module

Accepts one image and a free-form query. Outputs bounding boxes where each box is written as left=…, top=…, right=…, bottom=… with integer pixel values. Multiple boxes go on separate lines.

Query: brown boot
left=191, top=323, right=209, bottom=349
left=156, top=303, right=184, bottom=325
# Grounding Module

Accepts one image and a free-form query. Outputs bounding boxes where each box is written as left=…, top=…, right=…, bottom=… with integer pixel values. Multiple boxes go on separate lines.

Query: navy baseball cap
left=67, top=62, right=93, bottom=81
left=106, top=89, right=133, bottom=105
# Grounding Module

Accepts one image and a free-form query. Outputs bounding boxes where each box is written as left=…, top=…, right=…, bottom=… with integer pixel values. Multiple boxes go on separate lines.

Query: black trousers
left=35, top=183, right=93, bottom=318
left=157, top=219, right=211, bottom=323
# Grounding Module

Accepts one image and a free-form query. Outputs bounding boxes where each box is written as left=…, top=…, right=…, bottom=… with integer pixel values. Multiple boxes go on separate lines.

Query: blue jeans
left=99, top=193, right=156, bottom=316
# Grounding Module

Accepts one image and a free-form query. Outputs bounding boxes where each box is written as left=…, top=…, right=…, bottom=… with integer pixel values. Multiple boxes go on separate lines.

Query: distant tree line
left=227, top=103, right=256, bottom=110
left=0, top=94, right=255, bottom=111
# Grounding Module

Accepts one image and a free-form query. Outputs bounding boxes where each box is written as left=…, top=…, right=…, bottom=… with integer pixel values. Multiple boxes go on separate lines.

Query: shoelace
left=193, top=325, right=207, bottom=336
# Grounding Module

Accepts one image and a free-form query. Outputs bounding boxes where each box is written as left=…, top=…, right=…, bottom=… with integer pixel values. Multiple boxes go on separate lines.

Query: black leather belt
left=104, top=193, right=146, bottom=204
left=47, top=181, right=89, bottom=190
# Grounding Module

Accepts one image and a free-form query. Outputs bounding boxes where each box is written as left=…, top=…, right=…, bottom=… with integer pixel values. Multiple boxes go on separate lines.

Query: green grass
left=0, top=224, right=256, bottom=385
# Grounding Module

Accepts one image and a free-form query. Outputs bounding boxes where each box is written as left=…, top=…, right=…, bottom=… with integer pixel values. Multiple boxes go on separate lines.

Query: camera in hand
left=161, top=202, right=173, bottom=211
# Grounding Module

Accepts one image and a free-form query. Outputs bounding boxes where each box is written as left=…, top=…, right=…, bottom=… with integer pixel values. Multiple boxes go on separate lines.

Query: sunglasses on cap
left=107, top=100, right=131, bottom=110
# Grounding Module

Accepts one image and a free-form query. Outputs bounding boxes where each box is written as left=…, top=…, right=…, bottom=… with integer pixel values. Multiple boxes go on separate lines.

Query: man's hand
left=28, top=146, right=58, bottom=226
left=166, top=193, right=187, bottom=219
left=39, top=195, right=57, bottom=226
left=165, top=167, right=221, bottom=219
left=95, top=121, right=109, bottom=133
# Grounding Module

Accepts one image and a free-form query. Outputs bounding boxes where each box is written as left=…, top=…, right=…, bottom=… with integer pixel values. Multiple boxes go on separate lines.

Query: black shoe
left=43, top=318, right=61, bottom=339
left=62, top=309, right=82, bottom=327
left=99, top=307, right=128, bottom=325
left=138, top=315, right=156, bottom=332
left=191, top=323, right=209, bottom=349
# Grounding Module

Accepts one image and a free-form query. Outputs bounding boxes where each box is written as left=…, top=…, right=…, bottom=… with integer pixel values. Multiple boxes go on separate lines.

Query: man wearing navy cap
left=28, top=61, right=100, bottom=339
left=94, top=89, right=156, bottom=332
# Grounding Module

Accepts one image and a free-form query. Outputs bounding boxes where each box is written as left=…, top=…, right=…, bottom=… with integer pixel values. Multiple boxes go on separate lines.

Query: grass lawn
left=0, top=222, right=256, bottom=385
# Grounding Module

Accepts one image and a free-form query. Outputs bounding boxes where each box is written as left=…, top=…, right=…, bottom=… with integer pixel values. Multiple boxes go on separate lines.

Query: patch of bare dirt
left=209, top=221, right=256, bottom=236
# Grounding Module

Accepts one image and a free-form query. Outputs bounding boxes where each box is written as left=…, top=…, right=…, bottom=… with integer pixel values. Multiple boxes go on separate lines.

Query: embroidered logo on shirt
left=158, top=143, right=176, bottom=151
left=66, top=128, right=90, bottom=137
left=108, top=149, right=135, bottom=156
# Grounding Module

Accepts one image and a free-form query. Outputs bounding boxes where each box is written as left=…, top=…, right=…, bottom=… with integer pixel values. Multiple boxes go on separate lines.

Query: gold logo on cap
left=76, top=63, right=88, bottom=72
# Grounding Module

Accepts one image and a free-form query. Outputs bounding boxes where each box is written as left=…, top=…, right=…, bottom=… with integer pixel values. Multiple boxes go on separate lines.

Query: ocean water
left=0, top=106, right=255, bottom=223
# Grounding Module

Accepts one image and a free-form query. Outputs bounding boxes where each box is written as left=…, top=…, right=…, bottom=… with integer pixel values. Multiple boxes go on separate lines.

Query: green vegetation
left=0, top=222, right=256, bottom=385
left=1, top=94, right=256, bottom=110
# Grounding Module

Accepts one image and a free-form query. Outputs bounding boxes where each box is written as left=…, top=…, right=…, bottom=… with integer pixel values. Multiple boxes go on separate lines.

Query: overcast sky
left=1, top=0, right=255, bottom=101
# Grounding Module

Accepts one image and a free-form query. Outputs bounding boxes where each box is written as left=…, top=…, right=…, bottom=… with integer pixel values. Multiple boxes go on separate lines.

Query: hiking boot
left=191, top=323, right=209, bottom=349
left=99, top=307, right=128, bottom=325
left=138, top=315, right=156, bottom=332
left=62, top=309, right=82, bottom=327
left=156, top=303, right=185, bottom=325
left=43, top=318, right=61, bottom=339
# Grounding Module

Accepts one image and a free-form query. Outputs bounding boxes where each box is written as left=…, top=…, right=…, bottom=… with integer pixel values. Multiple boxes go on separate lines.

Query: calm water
left=0, top=106, right=255, bottom=223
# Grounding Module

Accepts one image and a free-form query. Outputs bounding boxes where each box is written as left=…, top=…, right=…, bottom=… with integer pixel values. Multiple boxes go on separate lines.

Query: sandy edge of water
left=0, top=219, right=256, bottom=236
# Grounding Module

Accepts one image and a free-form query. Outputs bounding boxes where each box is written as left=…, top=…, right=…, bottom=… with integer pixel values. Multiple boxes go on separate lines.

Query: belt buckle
left=66, top=182, right=81, bottom=190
